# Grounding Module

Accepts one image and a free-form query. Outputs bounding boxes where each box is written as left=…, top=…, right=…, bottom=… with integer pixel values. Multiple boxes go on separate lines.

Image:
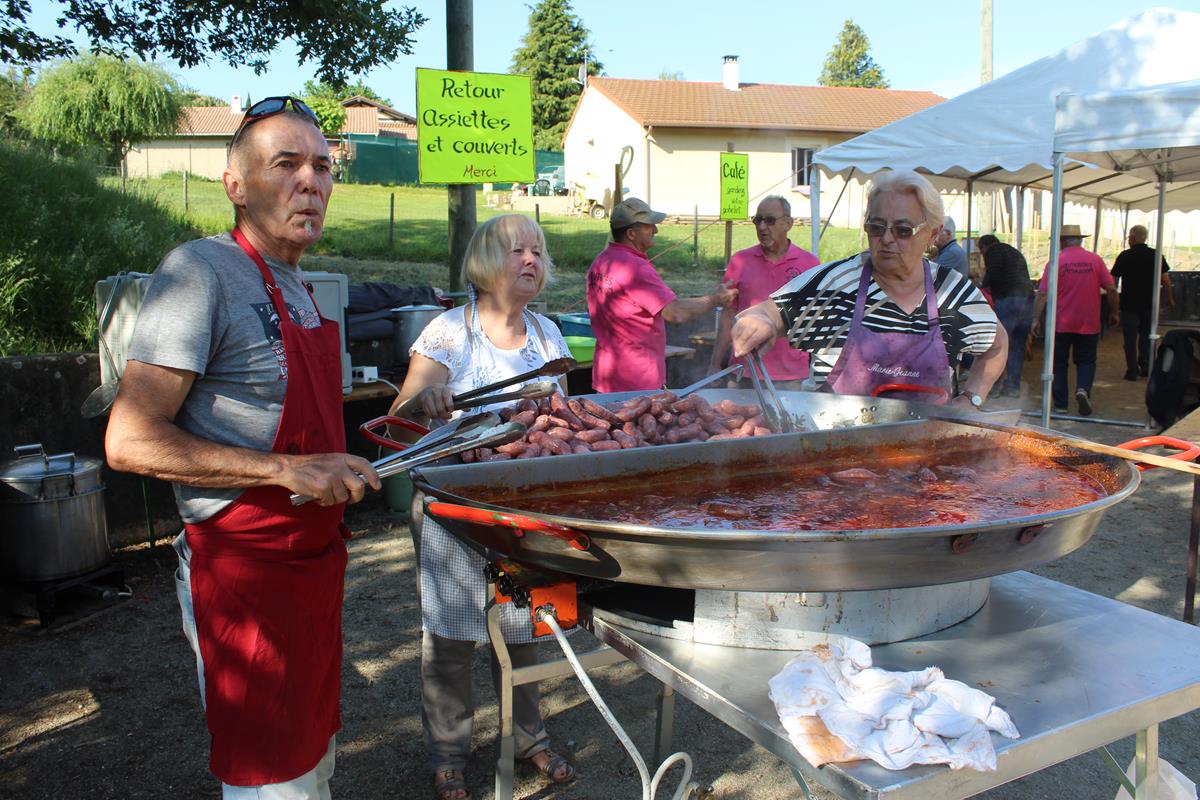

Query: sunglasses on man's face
left=863, top=220, right=929, bottom=240
left=230, top=96, right=320, bottom=145
left=753, top=215, right=788, bottom=227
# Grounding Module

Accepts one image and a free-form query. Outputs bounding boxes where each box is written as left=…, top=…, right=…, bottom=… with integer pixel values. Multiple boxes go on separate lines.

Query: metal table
left=567, top=571, right=1200, bottom=799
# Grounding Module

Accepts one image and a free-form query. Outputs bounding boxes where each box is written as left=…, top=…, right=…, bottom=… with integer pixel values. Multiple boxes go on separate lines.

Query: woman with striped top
left=731, top=170, right=1007, bottom=409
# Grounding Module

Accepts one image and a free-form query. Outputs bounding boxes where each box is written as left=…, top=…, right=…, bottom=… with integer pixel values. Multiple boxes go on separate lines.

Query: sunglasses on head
left=863, top=220, right=929, bottom=240
left=230, top=96, right=320, bottom=145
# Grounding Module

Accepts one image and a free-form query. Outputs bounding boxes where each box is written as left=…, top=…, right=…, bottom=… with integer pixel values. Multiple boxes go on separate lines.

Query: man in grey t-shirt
left=105, top=101, right=379, bottom=798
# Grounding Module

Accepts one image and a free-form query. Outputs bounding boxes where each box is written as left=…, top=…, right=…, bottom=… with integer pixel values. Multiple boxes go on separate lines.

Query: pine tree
left=510, top=0, right=602, bottom=151
left=818, top=20, right=890, bottom=89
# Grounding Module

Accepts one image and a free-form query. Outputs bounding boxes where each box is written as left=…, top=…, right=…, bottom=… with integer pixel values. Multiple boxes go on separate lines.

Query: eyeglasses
left=863, top=220, right=929, bottom=239
left=230, top=96, right=320, bottom=146
left=753, top=215, right=788, bottom=226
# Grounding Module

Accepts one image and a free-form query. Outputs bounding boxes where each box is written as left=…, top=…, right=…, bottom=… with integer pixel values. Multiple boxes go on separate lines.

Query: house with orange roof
left=123, top=95, right=417, bottom=180
left=563, top=58, right=943, bottom=223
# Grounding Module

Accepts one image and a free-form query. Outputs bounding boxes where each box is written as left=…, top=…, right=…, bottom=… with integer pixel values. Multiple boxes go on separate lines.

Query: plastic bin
left=384, top=472, right=413, bottom=517
left=564, top=336, right=597, bottom=364
left=556, top=312, right=593, bottom=337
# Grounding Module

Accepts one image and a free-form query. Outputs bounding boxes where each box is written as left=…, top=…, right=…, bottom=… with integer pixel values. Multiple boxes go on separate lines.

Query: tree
left=21, top=54, right=183, bottom=165
left=4, top=0, right=426, bottom=86
left=180, top=89, right=225, bottom=106
left=0, top=67, right=33, bottom=136
left=511, top=0, right=602, bottom=151
left=658, top=69, right=685, bottom=81
left=298, top=79, right=392, bottom=135
left=818, top=20, right=889, bottom=89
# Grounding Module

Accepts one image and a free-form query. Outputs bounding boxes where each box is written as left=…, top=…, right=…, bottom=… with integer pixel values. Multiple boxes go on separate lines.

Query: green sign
left=719, top=153, right=749, bottom=221
left=416, top=68, right=536, bottom=184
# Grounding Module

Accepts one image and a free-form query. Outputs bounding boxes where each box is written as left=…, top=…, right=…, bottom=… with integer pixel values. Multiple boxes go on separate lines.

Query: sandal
left=433, top=769, right=471, bottom=800
left=526, top=748, right=576, bottom=784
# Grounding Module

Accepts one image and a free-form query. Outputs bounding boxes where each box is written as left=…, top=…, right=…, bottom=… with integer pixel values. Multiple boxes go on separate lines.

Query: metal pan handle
left=1114, top=436, right=1200, bottom=472
left=426, top=501, right=591, bottom=551
left=359, top=415, right=431, bottom=451
left=870, top=383, right=950, bottom=404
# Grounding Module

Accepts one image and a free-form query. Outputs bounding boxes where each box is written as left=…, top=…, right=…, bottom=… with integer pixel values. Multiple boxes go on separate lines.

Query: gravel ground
left=3, top=331, right=1198, bottom=800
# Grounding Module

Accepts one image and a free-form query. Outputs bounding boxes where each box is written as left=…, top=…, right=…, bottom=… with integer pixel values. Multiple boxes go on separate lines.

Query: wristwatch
left=961, top=393, right=984, bottom=409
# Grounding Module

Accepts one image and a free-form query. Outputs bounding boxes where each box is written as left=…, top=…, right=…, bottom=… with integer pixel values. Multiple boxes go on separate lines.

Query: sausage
left=614, top=396, right=651, bottom=423
left=543, top=437, right=572, bottom=456
left=702, top=418, right=728, bottom=437
left=649, top=391, right=679, bottom=404
left=580, top=396, right=623, bottom=425
left=537, top=398, right=553, bottom=415
left=702, top=501, right=750, bottom=520
left=670, top=397, right=696, bottom=414
left=665, top=423, right=704, bottom=444
left=479, top=451, right=513, bottom=462
left=530, top=414, right=553, bottom=433
left=499, top=407, right=515, bottom=421
left=545, top=414, right=570, bottom=429
left=621, top=421, right=639, bottom=438
left=677, top=411, right=698, bottom=427
left=745, top=415, right=768, bottom=429
left=572, top=443, right=593, bottom=454
left=496, top=440, right=527, bottom=455
left=638, top=413, right=660, bottom=439
left=546, top=427, right=576, bottom=442
left=611, top=429, right=640, bottom=449
left=528, top=430, right=552, bottom=447
left=590, top=440, right=622, bottom=451
left=738, top=418, right=758, bottom=437
left=550, top=392, right=586, bottom=430
left=511, top=410, right=537, bottom=427
left=648, top=400, right=665, bottom=416
left=721, top=415, right=746, bottom=430
left=517, top=398, right=538, bottom=414
left=753, top=426, right=773, bottom=437
left=707, top=432, right=736, bottom=440
left=575, top=428, right=610, bottom=443
left=656, top=411, right=676, bottom=426
left=461, top=448, right=477, bottom=463
left=692, top=395, right=716, bottom=423
left=516, top=444, right=542, bottom=459
left=569, top=399, right=611, bottom=429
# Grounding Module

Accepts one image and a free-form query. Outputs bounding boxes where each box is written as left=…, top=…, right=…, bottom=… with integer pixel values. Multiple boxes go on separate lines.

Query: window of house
left=791, top=148, right=814, bottom=188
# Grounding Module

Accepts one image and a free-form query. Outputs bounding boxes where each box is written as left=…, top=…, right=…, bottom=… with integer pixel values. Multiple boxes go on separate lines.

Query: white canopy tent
left=1051, top=80, right=1200, bottom=426
left=802, top=7, right=1200, bottom=426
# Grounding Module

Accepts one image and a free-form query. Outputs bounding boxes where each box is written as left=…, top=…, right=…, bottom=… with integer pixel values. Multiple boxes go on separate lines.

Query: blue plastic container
left=556, top=312, right=593, bottom=337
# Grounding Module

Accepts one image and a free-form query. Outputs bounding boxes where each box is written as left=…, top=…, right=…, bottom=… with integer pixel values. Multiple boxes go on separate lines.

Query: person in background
left=933, top=216, right=969, bottom=280
left=1031, top=224, right=1119, bottom=416
left=709, top=195, right=820, bottom=387
left=586, top=197, right=737, bottom=391
left=1111, top=224, right=1174, bottom=380
left=105, top=97, right=380, bottom=799
left=388, top=215, right=576, bottom=800
left=979, top=234, right=1034, bottom=397
left=731, top=170, right=1005, bottom=409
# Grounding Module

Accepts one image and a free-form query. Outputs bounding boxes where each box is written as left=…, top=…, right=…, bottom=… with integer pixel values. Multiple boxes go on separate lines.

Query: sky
left=23, top=1, right=1200, bottom=110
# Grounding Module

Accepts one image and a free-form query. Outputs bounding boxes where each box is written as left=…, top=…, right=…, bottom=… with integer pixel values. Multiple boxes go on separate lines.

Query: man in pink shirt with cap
left=709, top=195, right=820, bottom=387
left=1031, top=224, right=1119, bottom=416
left=587, top=198, right=738, bottom=392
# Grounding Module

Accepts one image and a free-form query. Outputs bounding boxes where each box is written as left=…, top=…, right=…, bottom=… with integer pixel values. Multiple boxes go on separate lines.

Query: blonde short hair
left=462, top=214, right=555, bottom=295
left=867, top=170, right=945, bottom=229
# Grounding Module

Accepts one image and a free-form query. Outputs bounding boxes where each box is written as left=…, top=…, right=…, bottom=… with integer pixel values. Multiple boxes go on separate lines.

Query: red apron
left=184, top=228, right=349, bottom=786
left=825, top=257, right=952, bottom=398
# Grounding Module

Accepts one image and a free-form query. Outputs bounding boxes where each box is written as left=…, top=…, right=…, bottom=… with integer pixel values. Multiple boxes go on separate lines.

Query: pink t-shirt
left=1038, top=246, right=1114, bottom=334
left=586, top=242, right=678, bottom=392
left=723, top=242, right=820, bottom=380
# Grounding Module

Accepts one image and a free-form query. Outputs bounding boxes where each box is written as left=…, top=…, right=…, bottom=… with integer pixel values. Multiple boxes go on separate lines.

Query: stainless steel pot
left=0, top=444, right=112, bottom=582
left=391, top=305, right=444, bottom=365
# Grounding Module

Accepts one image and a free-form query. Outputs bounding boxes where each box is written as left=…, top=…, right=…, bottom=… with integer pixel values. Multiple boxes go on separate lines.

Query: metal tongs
left=391, top=357, right=576, bottom=419
left=405, top=381, right=559, bottom=420
left=673, top=363, right=744, bottom=398
left=289, top=416, right=526, bottom=506
left=745, top=348, right=794, bottom=432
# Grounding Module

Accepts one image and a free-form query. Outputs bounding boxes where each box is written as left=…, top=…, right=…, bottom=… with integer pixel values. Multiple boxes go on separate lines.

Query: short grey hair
left=867, top=170, right=945, bottom=228
left=758, top=195, right=791, bottom=216
left=1128, top=225, right=1148, bottom=244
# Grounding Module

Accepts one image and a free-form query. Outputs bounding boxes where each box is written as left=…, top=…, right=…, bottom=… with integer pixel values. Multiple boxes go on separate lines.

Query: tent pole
left=1042, top=155, right=1065, bottom=429
left=965, top=179, right=974, bottom=248
left=810, top=168, right=821, bottom=257
left=1092, top=200, right=1103, bottom=253
left=1015, top=186, right=1025, bottom=251
left=1148, top=179, right=1168, bottom=430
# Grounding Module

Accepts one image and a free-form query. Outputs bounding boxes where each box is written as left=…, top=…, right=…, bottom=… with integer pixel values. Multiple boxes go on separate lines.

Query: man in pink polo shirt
left=1031, top=224, right=1119, bottom=416
left=709, top=195, right=820, bottom=387
left=587, top=198, right=738, bottom=392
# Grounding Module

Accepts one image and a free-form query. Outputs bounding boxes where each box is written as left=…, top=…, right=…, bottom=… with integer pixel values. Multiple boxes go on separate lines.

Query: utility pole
left=981, top=0, right=993, bottom=83
left=446, top=0, right=476, bottom=295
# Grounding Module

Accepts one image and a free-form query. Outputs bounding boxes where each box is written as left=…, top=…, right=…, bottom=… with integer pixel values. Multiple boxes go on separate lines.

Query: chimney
left=230, top=94, right=242, bottom=114
left=722, top=55, right=740, bottom=91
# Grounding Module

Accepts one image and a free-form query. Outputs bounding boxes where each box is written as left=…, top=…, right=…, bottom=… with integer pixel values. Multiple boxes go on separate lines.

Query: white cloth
left=768, top=637, right=1019, bottom=772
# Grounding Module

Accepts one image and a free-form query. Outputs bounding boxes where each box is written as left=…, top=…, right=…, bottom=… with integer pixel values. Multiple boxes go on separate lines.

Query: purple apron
left=825, top=257, right=952, bottom=401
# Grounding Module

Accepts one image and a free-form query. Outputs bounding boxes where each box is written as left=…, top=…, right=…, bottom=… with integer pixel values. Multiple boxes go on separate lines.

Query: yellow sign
left=416, top=68, right=536, bottom=184
left=719, top=153, right=749, bottom=220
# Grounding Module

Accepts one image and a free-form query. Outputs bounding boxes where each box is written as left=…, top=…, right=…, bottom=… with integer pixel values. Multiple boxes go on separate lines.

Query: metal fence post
left=693, top=205, right=699, bottom=267
left=389, top=193, right=395, bottom=250
left=535, top=203, right=540, bottom=224
left=183, top=169, right=189, bottom=214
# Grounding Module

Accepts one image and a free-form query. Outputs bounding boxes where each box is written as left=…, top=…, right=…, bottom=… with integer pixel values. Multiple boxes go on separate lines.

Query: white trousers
left=174, top=533, right=338, bottom=800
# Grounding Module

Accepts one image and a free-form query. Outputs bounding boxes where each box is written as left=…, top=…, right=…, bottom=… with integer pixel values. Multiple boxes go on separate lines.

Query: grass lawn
left=112, top=178, right=867, bottom=312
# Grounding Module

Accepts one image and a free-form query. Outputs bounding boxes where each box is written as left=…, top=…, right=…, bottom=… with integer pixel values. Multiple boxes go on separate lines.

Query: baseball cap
left=611, top=197, right=667, bottom=229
